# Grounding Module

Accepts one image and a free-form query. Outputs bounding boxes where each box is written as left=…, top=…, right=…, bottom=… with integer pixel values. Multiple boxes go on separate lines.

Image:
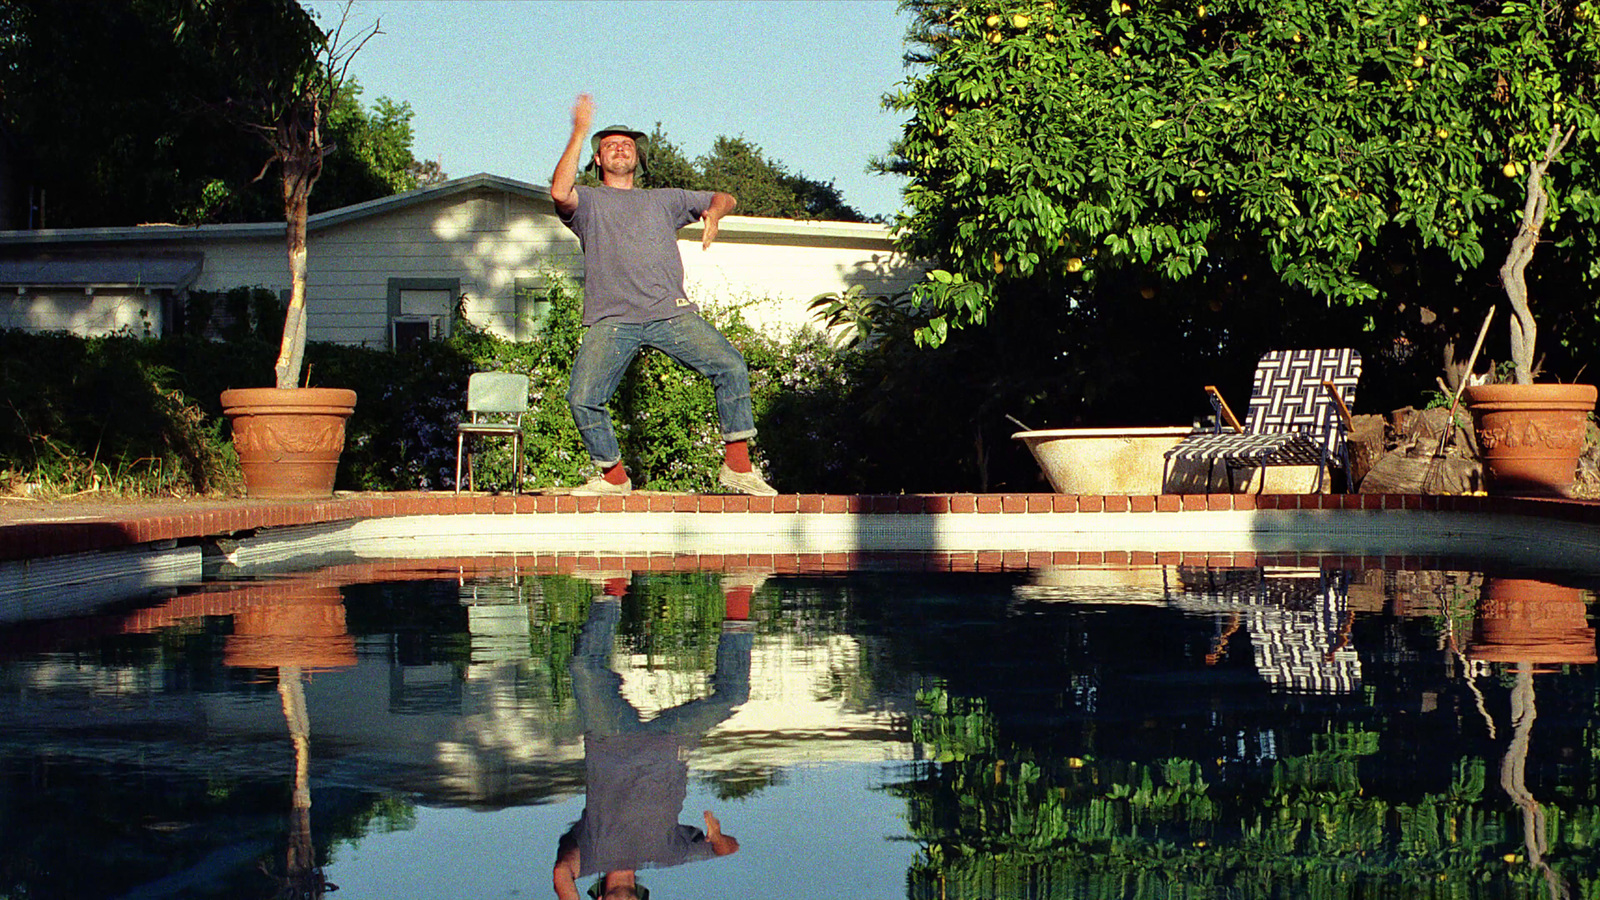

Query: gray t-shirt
left=560, top=184, right=717, bottom=325
left=568, top=731, right=717, bottom=876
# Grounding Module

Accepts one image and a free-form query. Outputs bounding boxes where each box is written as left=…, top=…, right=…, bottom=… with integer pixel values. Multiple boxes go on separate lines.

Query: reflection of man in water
left=553, top=578, right=753, bottom=900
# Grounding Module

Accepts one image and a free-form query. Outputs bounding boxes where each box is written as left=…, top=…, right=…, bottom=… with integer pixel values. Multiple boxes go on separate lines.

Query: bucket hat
left=588, top=125, right=650, bottom=176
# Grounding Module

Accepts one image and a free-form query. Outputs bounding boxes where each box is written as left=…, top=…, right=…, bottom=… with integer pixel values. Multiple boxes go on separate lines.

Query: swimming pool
left=0, top=547, right=1595, bottom=899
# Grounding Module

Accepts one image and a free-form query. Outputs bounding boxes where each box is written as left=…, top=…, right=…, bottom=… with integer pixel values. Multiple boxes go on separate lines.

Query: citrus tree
left=886, top=0, right=1600, bottom=375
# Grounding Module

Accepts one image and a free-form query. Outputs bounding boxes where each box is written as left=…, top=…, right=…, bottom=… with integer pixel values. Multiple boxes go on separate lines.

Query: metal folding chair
left=1165, top=349, right=1362, bottom=493
left=454, top=372, right=529, bottom=494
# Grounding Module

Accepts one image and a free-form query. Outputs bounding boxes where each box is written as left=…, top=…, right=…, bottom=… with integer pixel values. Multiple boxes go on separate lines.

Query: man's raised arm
left=550, top=93, right=594, bottom=216
left=700, top=192, right=737, bottom=249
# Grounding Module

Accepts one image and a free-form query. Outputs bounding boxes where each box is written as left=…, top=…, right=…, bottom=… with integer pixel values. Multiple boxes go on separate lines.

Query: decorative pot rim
left=1462, top=382, right=1597, bottom=402
left=221, top=386, right=357, bottom=416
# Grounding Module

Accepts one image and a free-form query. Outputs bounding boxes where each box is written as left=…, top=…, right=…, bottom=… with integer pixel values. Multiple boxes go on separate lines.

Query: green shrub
left=0, top=330, right=243, bottom=496
left=0, top=273, right=973, bottom=497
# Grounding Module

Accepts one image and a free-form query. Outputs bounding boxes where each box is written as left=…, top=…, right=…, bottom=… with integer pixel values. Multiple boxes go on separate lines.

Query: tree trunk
left=1499, top=125, right=1575, bottom=386
left=273, top=159, right=315, bottom=389
left=1500, top=195, right=1541, bottom=386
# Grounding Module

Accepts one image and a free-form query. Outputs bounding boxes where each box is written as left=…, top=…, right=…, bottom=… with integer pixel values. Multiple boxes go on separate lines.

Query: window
left=386, top=278, right=458, bottom=350
left=514, top=277, right=552, bottom=340
left=514, top=275, right=582, bottom=340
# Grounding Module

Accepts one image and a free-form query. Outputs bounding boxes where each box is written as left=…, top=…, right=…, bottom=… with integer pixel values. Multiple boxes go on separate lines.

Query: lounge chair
left=1164, top=349, right=1362, bottom=493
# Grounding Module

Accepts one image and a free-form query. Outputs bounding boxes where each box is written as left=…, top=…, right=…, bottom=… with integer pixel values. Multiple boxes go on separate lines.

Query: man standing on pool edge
left=550, top=92, right=777, bottom=497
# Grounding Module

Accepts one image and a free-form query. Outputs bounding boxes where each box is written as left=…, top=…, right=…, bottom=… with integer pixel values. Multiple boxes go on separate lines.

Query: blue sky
left=301, top=0, right=917, bottom=220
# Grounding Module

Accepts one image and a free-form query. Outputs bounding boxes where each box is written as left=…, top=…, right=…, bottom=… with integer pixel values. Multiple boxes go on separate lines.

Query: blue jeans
left=569, top=598, right=752, bottom=738
left=566, top=314, right=757, bottom=467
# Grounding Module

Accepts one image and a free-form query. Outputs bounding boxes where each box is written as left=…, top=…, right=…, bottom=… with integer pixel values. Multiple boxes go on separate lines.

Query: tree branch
left=1499, top=123, right=1575, bottom=385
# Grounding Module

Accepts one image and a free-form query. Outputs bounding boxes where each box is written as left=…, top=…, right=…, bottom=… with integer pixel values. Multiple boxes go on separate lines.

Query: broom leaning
left=1421, top=307, right=1494, bottom=494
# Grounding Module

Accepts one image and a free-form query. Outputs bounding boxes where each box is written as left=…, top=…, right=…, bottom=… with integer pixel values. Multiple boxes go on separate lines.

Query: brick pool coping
left=3, top=490, right=1598, bottom=563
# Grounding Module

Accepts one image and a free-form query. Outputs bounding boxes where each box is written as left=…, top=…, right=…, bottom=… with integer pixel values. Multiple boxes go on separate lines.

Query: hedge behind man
left=550, top=93, right=776, bottom=497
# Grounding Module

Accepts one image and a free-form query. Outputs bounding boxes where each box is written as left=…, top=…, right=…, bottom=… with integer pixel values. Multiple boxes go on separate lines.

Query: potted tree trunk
left=217, top=5, right=375, bottom=499
left=1463, top=124, right=1597, bottom=497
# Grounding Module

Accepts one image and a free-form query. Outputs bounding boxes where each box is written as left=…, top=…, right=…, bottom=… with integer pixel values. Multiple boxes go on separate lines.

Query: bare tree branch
left=1499, top=123, right=1576, bottom=385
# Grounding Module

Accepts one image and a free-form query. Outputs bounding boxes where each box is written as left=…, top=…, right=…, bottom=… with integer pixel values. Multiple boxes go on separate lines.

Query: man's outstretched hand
left=572, top=93, right=595, bottom=134
left=703, top=810, right=740, bottom=856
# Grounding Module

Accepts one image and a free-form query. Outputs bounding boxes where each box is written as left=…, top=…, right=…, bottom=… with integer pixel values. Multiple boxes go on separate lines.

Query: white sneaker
left=718, top=463, right=777, bottom=496
left=572, top=475, right=632, bottom=495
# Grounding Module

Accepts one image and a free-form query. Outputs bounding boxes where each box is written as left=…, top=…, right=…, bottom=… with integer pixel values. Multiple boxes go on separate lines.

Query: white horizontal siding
left=681, top=238, right=923, bottom=335
left=7, top=180, right=919, bottom=342
left=0, top=289, right=163, bottom=336
left=190, top=237, right=290, bottom=292
left=297, top=190, right=581, bottom=343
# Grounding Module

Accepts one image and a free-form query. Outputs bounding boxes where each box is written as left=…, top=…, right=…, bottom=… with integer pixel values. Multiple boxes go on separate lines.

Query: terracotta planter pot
left=1469, top=577, right=1597, bottom=666
left=221, top=387, right=357, bottom=499
left=1462, top=382, right=1596, bottom=497
left=222, top=580, right=357, bottom=672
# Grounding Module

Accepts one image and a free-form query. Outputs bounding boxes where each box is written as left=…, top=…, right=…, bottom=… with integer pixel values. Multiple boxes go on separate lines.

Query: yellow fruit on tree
left=1012, top=13, right=1031, bottom=28
left=1418, top=13, right=1430, bottom=26
left=1066, top=257, right=1084, bottom=272
left=986, top=13, right=1001, bottom=26
left=1503, top=162, right=1518, bottom=177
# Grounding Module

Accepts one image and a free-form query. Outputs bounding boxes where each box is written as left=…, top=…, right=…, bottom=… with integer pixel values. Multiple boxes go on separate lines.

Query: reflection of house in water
left=616, top=632, right=913, bottom=774
left=0, top=566, right=916, bottom=810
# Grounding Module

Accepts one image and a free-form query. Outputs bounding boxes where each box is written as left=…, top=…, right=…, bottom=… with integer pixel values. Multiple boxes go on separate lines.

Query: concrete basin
left=1014, top=427, right=1195, bottom=494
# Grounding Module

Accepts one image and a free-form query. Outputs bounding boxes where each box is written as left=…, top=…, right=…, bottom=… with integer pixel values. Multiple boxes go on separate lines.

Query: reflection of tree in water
left=886, top=573, right=1600, bottom=900
left=1503, top=661, right=1567, bottom=900
left=0, top=572, right=419, bottom=899
left=261, top=665, right=335, bottom=899
left=220, top=577, right=356, bottom=899
left=1471, top=577, right=1597, bottom=900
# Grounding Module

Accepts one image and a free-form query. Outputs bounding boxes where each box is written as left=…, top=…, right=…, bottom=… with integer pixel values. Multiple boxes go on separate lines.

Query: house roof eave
left=0, top=172, right=897, bottom=249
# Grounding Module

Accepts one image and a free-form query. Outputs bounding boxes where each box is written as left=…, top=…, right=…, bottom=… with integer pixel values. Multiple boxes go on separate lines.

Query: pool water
left=1, top=555, right=1596, bottom=900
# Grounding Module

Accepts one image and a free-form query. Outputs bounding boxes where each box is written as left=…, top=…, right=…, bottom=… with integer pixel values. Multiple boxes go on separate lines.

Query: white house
left=0, top=173, right=921, bottom=343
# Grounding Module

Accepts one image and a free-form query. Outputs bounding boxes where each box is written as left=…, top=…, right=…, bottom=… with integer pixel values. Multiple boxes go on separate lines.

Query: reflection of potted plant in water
left=222, top=576, right=357, bottom=898
left=216, top=5, right=377, bottom=499
left=1467, top=576, right=1594, bottom=900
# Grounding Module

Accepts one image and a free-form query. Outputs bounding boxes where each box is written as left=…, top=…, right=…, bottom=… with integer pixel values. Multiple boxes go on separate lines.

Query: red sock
left=602, top=462, right=628, bottom=485
left=603, top=576, right=629, bottom=597
left=724, top=585, right=751, bottom=620
left=723, top=440, right=751, bottom=474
